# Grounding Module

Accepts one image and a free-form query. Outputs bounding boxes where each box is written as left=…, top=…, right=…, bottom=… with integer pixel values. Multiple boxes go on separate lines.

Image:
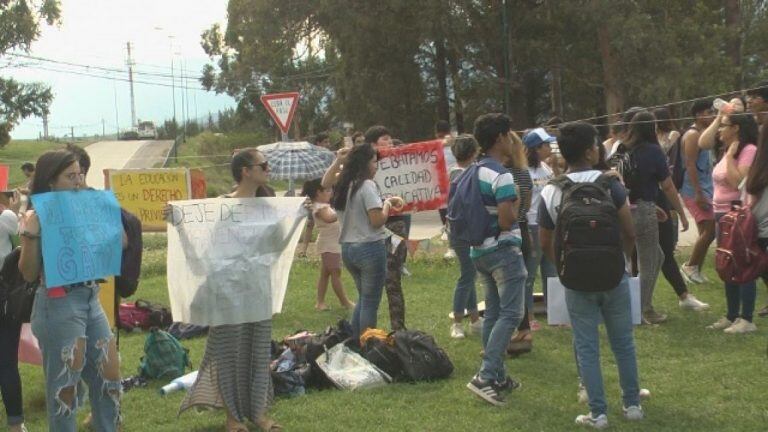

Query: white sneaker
left=707, top=317, right=733, bottom=330
left=639, top=388, right=651, bottom=399
left=623, top=405, right=644, bottom=421
left=681, top=264, right=706, bottom=284
left=469, top=317, right=484, bottom=335
left=401, top=266, right=412, bottom=277
left=450, top=323, right=466, bottom=339
left=575, top=413, right=608, bottom=429
left=443, top=248, right=456, bottom=259
left=679, top=294, right=709, bottom=311
left=724, top=318, right=758, bottom=334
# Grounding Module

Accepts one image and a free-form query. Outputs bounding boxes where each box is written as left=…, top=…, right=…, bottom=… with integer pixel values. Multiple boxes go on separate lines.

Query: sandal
left=507, top=332, right=533, bottom=357
left=256, top=417, right=283, bottom=432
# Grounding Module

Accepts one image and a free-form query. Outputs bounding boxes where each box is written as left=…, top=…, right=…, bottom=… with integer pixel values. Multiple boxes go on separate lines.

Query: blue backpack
left=446, top=159, right=499, bottom=246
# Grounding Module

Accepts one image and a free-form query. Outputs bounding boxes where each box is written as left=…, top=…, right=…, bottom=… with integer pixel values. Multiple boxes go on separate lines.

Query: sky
left=6, top=0, right=236, bottom=139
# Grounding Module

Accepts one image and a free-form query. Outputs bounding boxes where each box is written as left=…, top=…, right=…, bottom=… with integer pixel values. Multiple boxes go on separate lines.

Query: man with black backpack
left=449, top=113, right=526, bottom=407
left=539, top=122, right=643, bottom=429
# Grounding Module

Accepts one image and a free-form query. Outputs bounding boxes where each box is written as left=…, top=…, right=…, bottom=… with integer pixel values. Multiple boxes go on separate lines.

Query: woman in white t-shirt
left=522, top=129, right=557, bottom=327
left=321, top=144, right=403, bottom=343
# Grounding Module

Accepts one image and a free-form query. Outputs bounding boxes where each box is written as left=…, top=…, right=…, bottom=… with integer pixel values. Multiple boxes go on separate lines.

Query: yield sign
left=260, top=92, right=300, bottom=134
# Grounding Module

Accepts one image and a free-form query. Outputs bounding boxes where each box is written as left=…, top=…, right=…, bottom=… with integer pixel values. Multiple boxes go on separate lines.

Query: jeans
left=631, top=201, right=664, bottom=313
left=566, top=274, right=640, bottom=416
left=525, top=224, right=557, bottom=309
left=450, top=237, right=477, bottom=317
left=0, top=318, right=23, bottom=426
left=473, top=246, right=527, bottom=382
left=342, top=240, right=387, bottom=342
left=30, top=284, right=120, bottom=432
left=715, top=213, right=758, bottom=322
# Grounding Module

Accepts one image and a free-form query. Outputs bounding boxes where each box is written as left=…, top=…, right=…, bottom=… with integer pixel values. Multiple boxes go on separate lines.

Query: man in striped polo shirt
left=465, top=113, right=527, bottom=406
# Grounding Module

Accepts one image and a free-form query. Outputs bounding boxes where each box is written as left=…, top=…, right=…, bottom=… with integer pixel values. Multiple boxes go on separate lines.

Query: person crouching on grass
left=538, top=122, right=643, bottom=429
left=301, top=178, right=355, bottom=311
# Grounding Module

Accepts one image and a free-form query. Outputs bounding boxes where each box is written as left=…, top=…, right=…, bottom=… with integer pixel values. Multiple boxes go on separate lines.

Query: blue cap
left=522, top=128, right=556, bottom=148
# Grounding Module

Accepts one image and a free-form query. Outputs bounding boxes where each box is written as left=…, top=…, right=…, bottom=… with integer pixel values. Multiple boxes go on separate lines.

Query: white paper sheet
left=546, top=276, right=641, bottom=326
left=166, top=197, right=306, bottom=326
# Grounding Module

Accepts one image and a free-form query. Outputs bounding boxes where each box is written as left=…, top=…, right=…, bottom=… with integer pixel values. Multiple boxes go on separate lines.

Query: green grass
left=16, top=240, right=768, bottom=431
left=0, top=140, right=68, bottom=187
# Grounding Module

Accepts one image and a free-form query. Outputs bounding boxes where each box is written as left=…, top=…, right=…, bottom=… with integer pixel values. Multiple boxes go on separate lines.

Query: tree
left=0, top=0, right=60, bottom=146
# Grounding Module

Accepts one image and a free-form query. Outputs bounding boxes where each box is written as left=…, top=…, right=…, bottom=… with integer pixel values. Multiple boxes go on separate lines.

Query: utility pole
left=70, top=126, right=74, bottom=141
left=179, top=57, right=187, bottom=141
left=113, top=81, right=120, bottom=139
left=102, top=118, right=106, bottom=137
left=126, top=42, right=137, bottom=128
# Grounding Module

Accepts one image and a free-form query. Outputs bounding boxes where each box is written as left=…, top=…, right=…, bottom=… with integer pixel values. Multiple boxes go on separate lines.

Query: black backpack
left=361, top=337, right=403, bottom=381
left=117, top=209, right=143, bottom=298
left=666, top=127, right=697, bottom=191
left=606, top=142, right=638, bottom=196
left=391, top=330, right=453, bottom=381
left=551, top=174, right=625, bottom=292
left=446, top=159, right=499, bottom=246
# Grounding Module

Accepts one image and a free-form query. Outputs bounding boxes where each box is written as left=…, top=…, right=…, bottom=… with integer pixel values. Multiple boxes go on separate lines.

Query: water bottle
left=159, top=370, right=198, bottom=395
left=713, top=98, right=734, bottom=114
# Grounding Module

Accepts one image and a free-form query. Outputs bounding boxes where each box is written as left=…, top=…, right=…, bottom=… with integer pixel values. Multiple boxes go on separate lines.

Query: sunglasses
left=252, top=161, right=269, bottom=171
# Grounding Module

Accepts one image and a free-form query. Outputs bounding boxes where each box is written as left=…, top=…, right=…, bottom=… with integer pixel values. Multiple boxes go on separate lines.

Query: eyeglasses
left=64, top=172, right=84, bottom=182
left=252, top=161, right=269, bottom=171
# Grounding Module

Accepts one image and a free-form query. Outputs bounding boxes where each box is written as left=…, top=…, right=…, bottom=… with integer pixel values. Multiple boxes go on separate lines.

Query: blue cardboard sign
left=30, top=190, right=123, bottom=288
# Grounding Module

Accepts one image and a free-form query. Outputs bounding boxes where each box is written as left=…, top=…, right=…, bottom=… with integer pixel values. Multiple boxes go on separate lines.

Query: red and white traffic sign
left=260, top=92, right=299, bottom=134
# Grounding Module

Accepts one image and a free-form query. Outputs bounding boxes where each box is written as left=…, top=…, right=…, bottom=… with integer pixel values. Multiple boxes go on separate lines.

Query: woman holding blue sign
left=19, top=149, right=123, bottom=432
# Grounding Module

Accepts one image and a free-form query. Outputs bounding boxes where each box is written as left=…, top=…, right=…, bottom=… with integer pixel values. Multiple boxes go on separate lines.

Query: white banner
left=546, top=277, right=641, bottom=326
left=166, top=197, right=307, bottom=326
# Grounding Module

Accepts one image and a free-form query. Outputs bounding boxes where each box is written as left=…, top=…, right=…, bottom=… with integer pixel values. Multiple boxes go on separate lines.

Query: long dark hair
left=331, top=144, right=377, bottom=211
left=30, top=150, right=78, bottom=195
left=725, top=112, right=759, bottom=159
left=625, top=111, right=659, bottom=148
left=652, top=107, right=677, bottom=134
left=746, top=125, right=768, bottom=195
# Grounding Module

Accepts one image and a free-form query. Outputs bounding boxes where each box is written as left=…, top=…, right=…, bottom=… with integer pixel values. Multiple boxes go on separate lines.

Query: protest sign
left=546, top=277, right=641, bottom=326
left=373, top=140, right=449, bottom=212
left=31, top=190, right=123, bottom=288
left=0, top=164, right=8, bottom=190
left=105, top=168, right=191, bottom=231
left=166, top=197, right=307, bottom=326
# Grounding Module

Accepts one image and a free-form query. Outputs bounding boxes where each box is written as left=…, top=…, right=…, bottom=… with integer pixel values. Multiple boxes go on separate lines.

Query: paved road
left=407, top=207, right=700, bottom=247
left=84, top=140, right=174, bottom=189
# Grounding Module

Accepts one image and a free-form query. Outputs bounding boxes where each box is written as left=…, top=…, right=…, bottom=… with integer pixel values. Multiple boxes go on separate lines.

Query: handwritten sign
left=31, top=190, right=123, bottom=288
left=374, top=140, right=449, bottom=212
left=166, top=197, right=307, bottom=326
left=105, top=168, right=190, bottom=231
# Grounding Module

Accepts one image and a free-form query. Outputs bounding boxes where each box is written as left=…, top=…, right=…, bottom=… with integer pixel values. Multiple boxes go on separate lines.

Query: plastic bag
left=315, top=343, right=391, bottom=391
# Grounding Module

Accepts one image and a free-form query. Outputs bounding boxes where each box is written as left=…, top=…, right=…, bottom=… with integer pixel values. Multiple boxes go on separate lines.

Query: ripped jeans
left=31, top=283, right=121, bottom=432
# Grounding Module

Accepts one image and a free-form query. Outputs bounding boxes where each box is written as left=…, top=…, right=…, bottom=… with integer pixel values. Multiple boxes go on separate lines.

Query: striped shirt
left=471, top=157, right=522, bottom=259
left=508, top=167, right=532, bottom=224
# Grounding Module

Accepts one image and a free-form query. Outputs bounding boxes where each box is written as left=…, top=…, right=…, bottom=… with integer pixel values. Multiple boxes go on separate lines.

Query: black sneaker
left=466, top=375, right=506, bottom=406
left=495, top=375, right=521, bottom=393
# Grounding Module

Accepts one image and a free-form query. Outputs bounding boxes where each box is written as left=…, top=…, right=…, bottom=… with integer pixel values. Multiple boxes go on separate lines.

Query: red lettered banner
left=374, top=140, right=449, bottom=213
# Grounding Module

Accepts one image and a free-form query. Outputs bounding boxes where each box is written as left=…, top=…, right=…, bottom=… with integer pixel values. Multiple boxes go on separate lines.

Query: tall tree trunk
left=446, top=45, right=465, bottom=133
left=724, top=0, right=742, bottom=88
left=597, top=24, right=623, bottom=116
left=435, top=39, right=450, bottom=123
left=550, top=63, right=563, bottom=120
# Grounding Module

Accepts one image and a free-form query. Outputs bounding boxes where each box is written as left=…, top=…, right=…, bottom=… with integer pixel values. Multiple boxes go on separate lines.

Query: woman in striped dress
left=178, top=148, right=281, bottom=432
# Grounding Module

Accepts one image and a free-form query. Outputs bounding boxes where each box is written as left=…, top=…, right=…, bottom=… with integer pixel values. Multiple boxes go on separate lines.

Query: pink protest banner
left=0, top=164, right=8, bottom=190
left=374, top=139, right=449, bottom=213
